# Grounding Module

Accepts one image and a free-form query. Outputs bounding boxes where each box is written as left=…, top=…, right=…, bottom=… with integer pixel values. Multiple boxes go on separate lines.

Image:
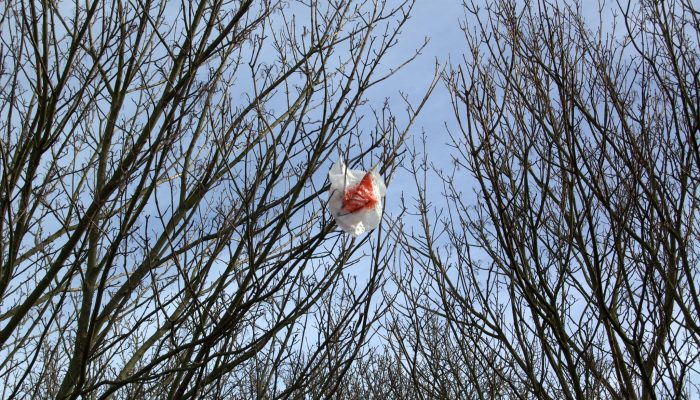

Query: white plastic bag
left=328, top=159, right=386, bottom=237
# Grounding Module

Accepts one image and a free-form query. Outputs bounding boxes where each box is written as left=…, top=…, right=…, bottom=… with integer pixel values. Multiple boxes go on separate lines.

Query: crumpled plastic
left=327, top=159, right=387, bottom=237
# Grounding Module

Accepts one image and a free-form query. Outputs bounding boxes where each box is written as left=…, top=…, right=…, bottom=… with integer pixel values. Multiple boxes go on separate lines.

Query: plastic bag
left=328, top=159, right=386, bottom=237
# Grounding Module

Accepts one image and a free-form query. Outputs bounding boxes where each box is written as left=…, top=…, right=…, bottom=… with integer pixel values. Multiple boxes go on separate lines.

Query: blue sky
left=372, top=0, right=465, bottom=215
left=373, top=0, right=619, bottom=224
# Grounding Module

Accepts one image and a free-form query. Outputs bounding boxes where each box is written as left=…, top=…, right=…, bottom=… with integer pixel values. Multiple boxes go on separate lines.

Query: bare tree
left=0, top=0, right=435, bottom=398
left=392, top=0, right=700, bottom=399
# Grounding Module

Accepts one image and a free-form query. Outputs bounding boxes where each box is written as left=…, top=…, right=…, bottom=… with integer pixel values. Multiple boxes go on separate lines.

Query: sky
left=373, top=0, right=619, bottom=225
left=368, top=0, right=466, bottom=218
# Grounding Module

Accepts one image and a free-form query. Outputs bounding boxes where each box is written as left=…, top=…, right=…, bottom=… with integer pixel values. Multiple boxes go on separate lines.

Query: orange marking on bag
left=342, top=172, right=378, bottom=213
